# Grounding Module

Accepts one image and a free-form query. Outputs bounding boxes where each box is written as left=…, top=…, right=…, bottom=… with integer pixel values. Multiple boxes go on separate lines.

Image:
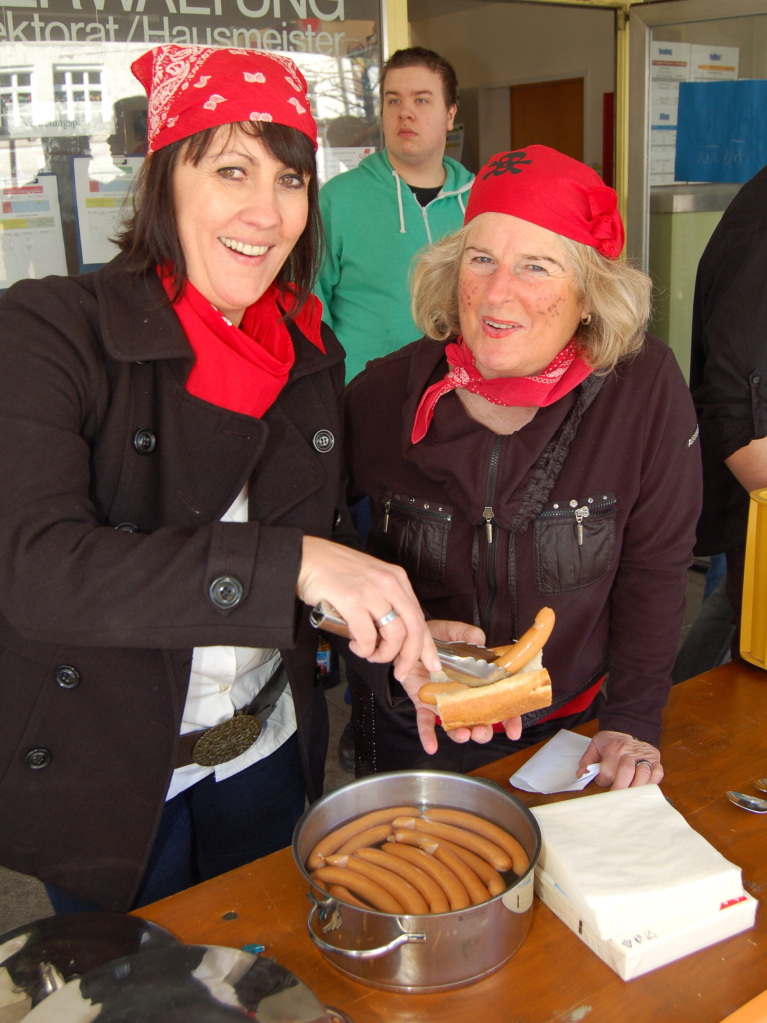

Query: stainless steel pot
left=292, top=770, right=540, bottom=993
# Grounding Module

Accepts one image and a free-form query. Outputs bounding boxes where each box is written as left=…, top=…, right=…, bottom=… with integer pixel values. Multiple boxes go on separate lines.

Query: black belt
left=175, top=661, right=289, bottom=769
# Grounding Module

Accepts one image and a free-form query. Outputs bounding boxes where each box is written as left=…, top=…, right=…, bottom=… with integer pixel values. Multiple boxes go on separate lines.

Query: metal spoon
left=725, top=790, right=767, bottom=813
left=752, top=778, right=767, bottom=793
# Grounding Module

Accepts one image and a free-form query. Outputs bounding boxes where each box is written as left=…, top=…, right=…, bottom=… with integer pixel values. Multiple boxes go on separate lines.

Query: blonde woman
left=345, top=145, right=702, bottom=788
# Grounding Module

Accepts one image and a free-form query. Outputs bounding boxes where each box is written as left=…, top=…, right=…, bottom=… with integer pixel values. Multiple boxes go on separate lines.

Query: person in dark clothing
left=344, top=145, right=702, bottom=789
left=688, top=163, right=767, bottom=659
left=0, top=44, right=439, bottom=915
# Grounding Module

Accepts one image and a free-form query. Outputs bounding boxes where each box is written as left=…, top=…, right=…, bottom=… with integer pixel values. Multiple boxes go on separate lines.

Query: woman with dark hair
left=0, top=45, right=439, bottom=915
left=345, top=145, right=702, bottom=788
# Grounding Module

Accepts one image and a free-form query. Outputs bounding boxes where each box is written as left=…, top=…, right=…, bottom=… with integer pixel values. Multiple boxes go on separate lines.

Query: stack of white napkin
left=531, top=784, right=757, bottom=980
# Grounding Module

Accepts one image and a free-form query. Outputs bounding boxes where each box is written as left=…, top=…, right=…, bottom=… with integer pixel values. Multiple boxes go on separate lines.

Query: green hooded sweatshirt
left=316, top=150, right=474, bottom=382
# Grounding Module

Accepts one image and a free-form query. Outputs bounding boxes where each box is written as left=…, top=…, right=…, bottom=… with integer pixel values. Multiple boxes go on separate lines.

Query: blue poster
left=675, top=80, right=767, bottom=183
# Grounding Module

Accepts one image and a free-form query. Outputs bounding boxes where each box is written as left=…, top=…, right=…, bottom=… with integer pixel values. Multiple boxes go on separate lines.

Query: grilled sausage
left=311, top=866, right=404, bottom=913
left=385, top=840, right=470, bottom=910
left=328, top=884, right=369, bottom=910
left=431, top=843, right=491, bottom=906
left=307, top=806, right=419, bottom=869
left=336, top=823, right=394, bottom=857
left=428, top=835, right=507, bottom=895
left=423, top=808, right=529, bottom=875
left=392, top=816, right=512, bottom=871
left=356, top=846, right=450, bottom=913
left=344, top=855, right=429, bottom=914
left=494, top=607, right=556, bottom=674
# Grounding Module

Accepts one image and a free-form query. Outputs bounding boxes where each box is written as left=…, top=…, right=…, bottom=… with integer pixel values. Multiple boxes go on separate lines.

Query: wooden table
left=136, top=660, right=767, bottom=1023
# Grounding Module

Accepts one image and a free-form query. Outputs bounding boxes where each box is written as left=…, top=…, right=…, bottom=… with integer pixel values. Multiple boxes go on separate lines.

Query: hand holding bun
left=419, top=608, right=555, bottom=729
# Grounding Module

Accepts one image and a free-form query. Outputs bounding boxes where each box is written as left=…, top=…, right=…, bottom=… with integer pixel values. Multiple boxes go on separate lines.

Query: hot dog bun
left=419, top=607, right=555, bottom=728
left=429, top=667, right=552, bottom=730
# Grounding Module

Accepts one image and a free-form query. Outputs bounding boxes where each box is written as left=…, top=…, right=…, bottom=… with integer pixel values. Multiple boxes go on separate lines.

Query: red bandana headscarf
left=132, top=46, right=322, bottom=416
left=464, top=145, right=624, bottom=259
left=131, top=45, right=317, bottom=153
left=412, top=145, right=625, bottom=443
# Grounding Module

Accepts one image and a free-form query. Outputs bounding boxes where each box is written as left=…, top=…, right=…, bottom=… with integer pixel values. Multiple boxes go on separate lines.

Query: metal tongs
left=309, top=600, right=510, bottom=685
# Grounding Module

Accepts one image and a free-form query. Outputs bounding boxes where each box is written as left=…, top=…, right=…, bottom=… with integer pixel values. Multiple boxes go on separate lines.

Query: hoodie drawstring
left=393, top=170, right=406, bottom=234
left=391, top=166, right=474, bottom=236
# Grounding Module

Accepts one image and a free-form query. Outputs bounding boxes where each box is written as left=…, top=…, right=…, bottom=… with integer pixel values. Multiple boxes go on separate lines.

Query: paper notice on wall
left=691, top=44, right=739, bottom=81
left=0, top=174, right=67, bottom=289
left=650, top=41, right=691, bottom=83
left=650, top=42, right=691, bottom=185
left=73, top=156, right=144, bottom=268
left=651, top=80, right=682, bottom=129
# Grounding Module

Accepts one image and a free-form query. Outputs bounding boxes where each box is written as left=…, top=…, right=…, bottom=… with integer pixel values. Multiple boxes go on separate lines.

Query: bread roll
left=427, top=668, right=552, bottom=730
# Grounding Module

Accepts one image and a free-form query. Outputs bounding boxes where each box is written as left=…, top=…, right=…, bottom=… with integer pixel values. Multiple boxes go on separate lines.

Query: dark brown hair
left=380, top=47, right=459, bottom=110
left=115, top=120, right=322, bottom=318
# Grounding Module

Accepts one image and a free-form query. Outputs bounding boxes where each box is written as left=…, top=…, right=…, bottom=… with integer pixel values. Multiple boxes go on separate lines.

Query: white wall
left=409, top=1, right=615, bottom=174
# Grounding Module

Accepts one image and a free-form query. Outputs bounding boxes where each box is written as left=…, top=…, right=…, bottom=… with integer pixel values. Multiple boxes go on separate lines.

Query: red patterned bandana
left=411, top=337, right=592, bottom=443
left=465, top=146, right=624, bottom=259
left=132, top=45, right=317, bottom=153
left=160, top=268, right=324, bottom=419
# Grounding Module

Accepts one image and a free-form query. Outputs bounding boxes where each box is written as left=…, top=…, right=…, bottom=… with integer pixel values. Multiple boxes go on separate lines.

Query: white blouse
left=166, top=485, right=297, bottom=801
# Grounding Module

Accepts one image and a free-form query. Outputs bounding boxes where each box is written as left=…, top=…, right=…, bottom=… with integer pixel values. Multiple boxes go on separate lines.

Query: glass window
left=52, top=67, right=106, bottom=124
left=0, top=67, right=34, bottom=132
left=0, top=0, right=382, bottom=282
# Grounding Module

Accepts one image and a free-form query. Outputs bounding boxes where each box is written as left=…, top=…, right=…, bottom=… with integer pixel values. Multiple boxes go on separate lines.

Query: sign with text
left=0, top=0, right=377, bottom=51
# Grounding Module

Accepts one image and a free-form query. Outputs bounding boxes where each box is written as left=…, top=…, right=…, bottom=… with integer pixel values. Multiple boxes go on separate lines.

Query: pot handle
left=306, top=892, right=426, bottom=960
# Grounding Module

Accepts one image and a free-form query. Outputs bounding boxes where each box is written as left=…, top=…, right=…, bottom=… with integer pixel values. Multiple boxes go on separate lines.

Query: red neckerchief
left=411, top=336, right=592, bottom=443
left=159, top=268, right=324, bottom=418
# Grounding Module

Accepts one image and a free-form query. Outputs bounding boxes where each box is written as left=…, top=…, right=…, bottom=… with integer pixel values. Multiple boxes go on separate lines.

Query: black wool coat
left=0, top=255, right=354, bottom=910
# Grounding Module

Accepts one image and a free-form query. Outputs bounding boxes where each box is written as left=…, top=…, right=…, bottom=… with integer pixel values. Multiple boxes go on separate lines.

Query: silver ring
left=635, top=758, right=654, bottom=770
left=378, top=610, right=399, bottom=627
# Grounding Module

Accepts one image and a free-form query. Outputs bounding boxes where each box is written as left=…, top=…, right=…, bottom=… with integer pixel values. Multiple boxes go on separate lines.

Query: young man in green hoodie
left=316, top=47, right=474, bottom=383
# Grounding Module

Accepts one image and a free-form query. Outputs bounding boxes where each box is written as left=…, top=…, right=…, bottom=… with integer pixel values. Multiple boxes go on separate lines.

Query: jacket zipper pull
left=483, top=505, right=494, bottom=543
left=382, top=496, right=391, bottom=533
left=574, top=505, right=590, bottom=545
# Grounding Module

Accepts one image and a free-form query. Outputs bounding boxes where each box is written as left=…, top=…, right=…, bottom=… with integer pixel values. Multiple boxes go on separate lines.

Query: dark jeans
left=46, top=732, right=306, bottom=914
left=671, top=577, right=735, bottom=684
left=672, top=547, right=744, bottom=684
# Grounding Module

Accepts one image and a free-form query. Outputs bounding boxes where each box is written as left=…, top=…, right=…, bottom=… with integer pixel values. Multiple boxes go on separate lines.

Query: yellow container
left=740, top=487, right=767, bottom=668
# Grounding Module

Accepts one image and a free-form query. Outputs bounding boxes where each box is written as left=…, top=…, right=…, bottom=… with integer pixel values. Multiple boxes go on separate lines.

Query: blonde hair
left=411, top=224, right=652, bottom=374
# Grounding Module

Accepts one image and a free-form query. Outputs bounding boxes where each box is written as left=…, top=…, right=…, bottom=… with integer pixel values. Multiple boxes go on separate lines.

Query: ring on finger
left=635, top=758, right=654, bottom=770
left=378, top=609, right=399, bottom=627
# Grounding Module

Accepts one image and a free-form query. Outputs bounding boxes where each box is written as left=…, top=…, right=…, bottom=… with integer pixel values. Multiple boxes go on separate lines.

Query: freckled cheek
left=458, top=277, right=483, bottom=313
left=535, top=291, right=567, bottom=322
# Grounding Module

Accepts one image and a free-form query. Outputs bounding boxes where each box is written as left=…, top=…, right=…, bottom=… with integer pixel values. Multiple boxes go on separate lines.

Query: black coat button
left=55, top=665, right=80, bottom=689
left=26, top=748, right=52, bottom=770
left=209, top=575, right=243, bottom=608
left=133, top=429, right=156, bottom=454
left=115, top=522, right=139, bottom=533
left=312, top=429, right=334, bottom=453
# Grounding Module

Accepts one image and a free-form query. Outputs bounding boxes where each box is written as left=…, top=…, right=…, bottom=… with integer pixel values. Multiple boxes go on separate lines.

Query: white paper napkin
left=508, top=729, right=600, bottom=793
left=531, top=784, right=746, bottom=939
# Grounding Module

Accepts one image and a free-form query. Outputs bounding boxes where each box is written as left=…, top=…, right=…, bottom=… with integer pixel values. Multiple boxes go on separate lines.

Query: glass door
left=627, top=0, right=767, bottom=377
